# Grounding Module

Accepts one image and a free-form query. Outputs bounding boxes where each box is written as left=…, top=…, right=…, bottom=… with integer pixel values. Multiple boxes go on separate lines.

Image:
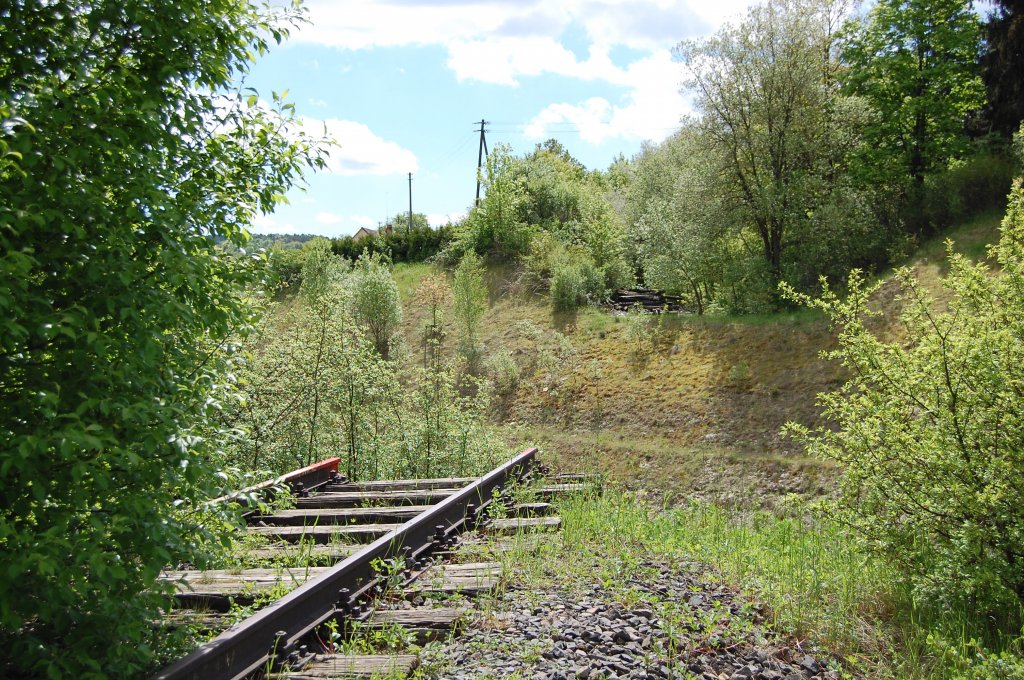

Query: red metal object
left=208, top=457, right=341, bottom=507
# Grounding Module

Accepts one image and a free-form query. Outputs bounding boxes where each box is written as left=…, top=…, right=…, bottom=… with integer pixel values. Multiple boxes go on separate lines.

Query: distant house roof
left=353, top=227, right=378, bottom=240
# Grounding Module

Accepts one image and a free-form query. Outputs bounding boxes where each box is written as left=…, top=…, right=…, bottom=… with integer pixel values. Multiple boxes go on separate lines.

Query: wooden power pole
left=407, top=172, right=413, bottom=234
left=475, top=119, right=489, bottom=206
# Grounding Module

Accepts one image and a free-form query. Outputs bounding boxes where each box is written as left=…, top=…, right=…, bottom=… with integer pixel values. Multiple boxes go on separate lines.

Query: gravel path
left=421, top=560, right=837, bottom=680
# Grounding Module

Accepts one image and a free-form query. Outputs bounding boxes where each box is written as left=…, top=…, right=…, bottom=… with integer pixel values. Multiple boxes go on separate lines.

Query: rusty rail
left=153, top=447, right=537, bottom=680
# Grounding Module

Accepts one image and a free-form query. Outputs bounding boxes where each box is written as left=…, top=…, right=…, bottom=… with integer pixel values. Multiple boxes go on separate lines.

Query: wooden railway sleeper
left=154, top=448, right=540, bottom=680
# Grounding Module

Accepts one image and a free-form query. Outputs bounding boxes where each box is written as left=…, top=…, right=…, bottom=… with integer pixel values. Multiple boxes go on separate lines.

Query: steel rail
left=153, top=447, right=537, bottom=680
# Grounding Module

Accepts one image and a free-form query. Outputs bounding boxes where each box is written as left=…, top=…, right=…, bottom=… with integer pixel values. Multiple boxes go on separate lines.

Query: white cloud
left=688, top=0, right=755, bottom=30
left=427, top=212, right=465, bottom=227
left=250, top=214, right=300, bottom=235
left=446, top=38, right=623, bottom=86
left=299, top=117, right=418, bottom=176
left=296, top=0, right=513, bottom=51
left=292, top=1, right=756, bottom=144
left=523, top=50, right=691, bottom=144
left=295, top=1, right=747, bottom=54
left=314, top=211, right=343, bottom=225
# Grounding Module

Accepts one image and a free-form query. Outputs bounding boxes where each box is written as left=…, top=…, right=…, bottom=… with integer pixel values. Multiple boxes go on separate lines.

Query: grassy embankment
left=396, top=210, right=1005, bottom=506
left=461, top=487, right=1021, bottom=679
left=393, top=209, right=1018, bottom=678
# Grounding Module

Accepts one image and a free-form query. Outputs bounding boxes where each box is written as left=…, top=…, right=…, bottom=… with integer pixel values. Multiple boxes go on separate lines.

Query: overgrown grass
left=493, top=487, right=1024, bottom=679
left=392, top=262, right=434, bottom=300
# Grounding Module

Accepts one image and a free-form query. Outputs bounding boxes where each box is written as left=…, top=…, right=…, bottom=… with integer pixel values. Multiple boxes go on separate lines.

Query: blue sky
left=245, top=0, right=756, bottom=237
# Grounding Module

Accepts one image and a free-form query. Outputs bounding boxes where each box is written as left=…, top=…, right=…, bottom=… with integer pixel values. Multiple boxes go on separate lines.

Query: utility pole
left=407, top=172, right=413, bottom=235
left=475, top=119, right=489, bottom=206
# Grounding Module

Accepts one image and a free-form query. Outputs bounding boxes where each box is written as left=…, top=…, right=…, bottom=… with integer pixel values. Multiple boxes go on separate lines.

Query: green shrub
left=922, top=152, right=1015, bottom=232
left=268, top=244, right=307, bottom=289
left=330, top=225, right=453, bottom=264
left=449, top=144, right=534, bottom=262
left=600, top=255, right=635, bottom=291
left=484, top=350, right=520, bottom=397
left=551, top=261, right=586, bottom=312
left=714, top=254, right=776, bottom=315
left=1014, top=125, right=1024, bottom=171
left=452, top=251, right=488, bottom=370
left=550, top=251, right=606, bottom=312
left=784, top=178, right=1024, bottom=615
left=522, top=231, right=565, bottom=288
left=349, top=251, right=403, bottom=360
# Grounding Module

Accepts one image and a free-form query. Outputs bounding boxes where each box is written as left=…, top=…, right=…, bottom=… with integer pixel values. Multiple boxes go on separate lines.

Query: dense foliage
left=842, top=0, right=987, bottom=232
left=450, top=143, right=533, bottom=262
left=267, top=220, right=453, bottom=288
left=676, top=0, right=863, bottom=294
left=349, top=251, right=403, bottom=360
left=0, top=0, right=323, bottom=675
left=981, top=0, right=1024, bottom=137
left=447, top=140, right=632, bottom=312
left=330, top=220, right=453, bottom=263
left=785, top=179, right=1024, bottom=614
left=617, top=0, right=1013, bottom=314
left=226, top=248, right=503, bottom=480
left=451, top=251, right=489, bottom=369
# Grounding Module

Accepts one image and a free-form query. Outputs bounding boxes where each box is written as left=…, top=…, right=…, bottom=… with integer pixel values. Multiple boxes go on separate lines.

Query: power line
left=435, top=131, right=476, bottom=167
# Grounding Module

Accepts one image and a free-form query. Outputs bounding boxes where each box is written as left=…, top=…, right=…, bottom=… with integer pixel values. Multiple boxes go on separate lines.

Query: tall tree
left=387, top=211, right=430, bottom=232
left=675, top=0, right=858, bottom=293
left=982, top=0, right=1024, bottom=136
left=842, top=0, right=985, bottom=189
left=0, top=1, right=324, bottom=675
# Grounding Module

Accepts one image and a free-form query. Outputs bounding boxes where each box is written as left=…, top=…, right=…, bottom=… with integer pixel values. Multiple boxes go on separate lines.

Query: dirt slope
left=393, top=210, right=1003, bottom=506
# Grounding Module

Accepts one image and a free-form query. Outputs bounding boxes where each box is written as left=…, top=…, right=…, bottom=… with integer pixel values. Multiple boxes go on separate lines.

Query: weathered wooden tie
left=484, top=516, right=562, bottom=535
left=294, top=488, right=464, bottom=508
left=247, top=522, right=404, bottom=543
left=405, top=561, right=501, bottom=596
left=245, top=543, right=360, bottom=562
left=273, top=654, right=420, bottom=679
left=257, top=505, right=430, bottom=525
left=163, top=567, right=332, bottom=604
left=369, top=607, right=467, bottom=642
left=326, top=477, right=477, bottom=492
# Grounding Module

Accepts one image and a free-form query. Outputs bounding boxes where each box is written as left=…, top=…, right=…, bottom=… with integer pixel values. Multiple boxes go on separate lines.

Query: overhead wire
left=434, top=130, right=477, bottom=169
left=484, top=121, right=685, bottom=136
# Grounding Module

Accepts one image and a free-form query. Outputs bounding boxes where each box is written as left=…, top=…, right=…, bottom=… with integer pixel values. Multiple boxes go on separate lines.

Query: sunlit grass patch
left=492, top=487, right=1024, bottom=679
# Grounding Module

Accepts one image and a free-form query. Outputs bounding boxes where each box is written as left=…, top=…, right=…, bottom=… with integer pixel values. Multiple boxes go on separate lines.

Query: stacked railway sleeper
left=154, top=447, right=598, bottom=680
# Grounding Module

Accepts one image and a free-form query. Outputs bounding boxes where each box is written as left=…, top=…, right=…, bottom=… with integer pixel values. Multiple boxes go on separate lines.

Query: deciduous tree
left=350, top=251, right=403, bottom=360
left=0, top=1, right=324, bottom=674
left=452, top=251, right=488, bottom=369
left=675, top=0, right=859, bottom=294
left=454, top=143, right=531, bottom=260
left=842, top=0, right=985, bottom=190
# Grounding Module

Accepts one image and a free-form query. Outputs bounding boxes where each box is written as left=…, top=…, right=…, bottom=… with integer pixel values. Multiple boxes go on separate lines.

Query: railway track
left=154, top=447, right=593, bottom=679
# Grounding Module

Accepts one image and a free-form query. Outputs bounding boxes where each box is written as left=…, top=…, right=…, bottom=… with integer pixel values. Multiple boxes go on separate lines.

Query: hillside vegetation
left=4, top=0, right=1024, bottom=676
left=388, top=209, right=1005, bottom=507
